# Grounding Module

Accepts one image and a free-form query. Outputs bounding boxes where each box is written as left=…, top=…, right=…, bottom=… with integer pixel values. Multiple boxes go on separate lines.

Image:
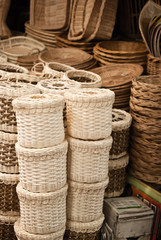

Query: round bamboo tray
left=0, top=215, right=18, bottom=240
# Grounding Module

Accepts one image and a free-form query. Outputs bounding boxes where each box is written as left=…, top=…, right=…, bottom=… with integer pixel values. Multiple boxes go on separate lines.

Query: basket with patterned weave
left=16, top=140, right=68, bottom=193
left=105, top=154, right=129, bottom=198
left=65, top=88, right=115, bottom=140
left=0, top=81, right=39, bottom=133
left=147, top=53, right=161, bottom=75
left=67, top=178, right=109, bottom=222
left=0, top=215, right=18, bottom=240
left=110, top=109, right=132, bottom=159
left=67, top=136, right=112, bottom=183
left=43, top=62, right=75, bottom=78
left=0, top=172, right=19, bottom=216
left=12, top=94, right=65, bottom=148
left=0, top=131, right=18, bottom=173
left=17, top=183, right=68, bottom=234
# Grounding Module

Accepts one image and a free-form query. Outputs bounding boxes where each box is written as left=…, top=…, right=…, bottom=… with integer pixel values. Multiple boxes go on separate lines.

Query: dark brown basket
left=147, top=53, right=161, bottom=75
left=64, top=230, right=100, bottom=240
left=0, top=215, right=18, bottom=240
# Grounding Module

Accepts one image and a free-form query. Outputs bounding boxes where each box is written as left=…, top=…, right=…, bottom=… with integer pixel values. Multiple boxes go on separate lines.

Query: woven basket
left=67, top=178, right=109, bottom=222
left=147, top=53, right=161, bottom=75
left=14, top=220, right=65, bottom=240
left=2, top=72, right=40, bottom=85
left=0, top=215, right=18, bottom=240
left=65, top=88, right=115, bottom=140
left=0, top=62, right=28, bottom=75
left=65, top=70, right=102, bottom=88
left=17, top=183, right=68, bottom=234
left=110, top=109, right=132, bottom=159
left=43, top=62, right=75, bottom=78
left=105, top=154, right=129, bottom=198
left=67, top=136, right=112, bottom=183
left=16, top=140, right=67, bottom=193
left=0, top=131, right=18, bottom=173
left=12, top=94, right=65, bottom=148
left=0, top=172, right=19, bottom=216
left=0, top=81, right=39, bottom=133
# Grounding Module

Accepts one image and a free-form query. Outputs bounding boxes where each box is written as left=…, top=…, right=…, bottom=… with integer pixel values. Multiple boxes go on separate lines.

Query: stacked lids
left=93, top=41, right=148, bottom=66
left=39, top=48, right=97, bottom=70
left=91, top=64, right=143, bottom=111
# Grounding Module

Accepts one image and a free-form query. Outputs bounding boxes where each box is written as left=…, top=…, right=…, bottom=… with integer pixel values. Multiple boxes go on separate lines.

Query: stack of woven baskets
left=64, top=88, right=115, bottom=240
left=105, top=109, right=132, bottom=198
left=0, top=81, right=39, bottom=240
left=12, top=94, right=68, bottom=240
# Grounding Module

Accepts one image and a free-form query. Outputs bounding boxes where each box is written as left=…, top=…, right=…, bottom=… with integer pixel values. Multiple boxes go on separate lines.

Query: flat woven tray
left=0, top=215, right=18, bottom=240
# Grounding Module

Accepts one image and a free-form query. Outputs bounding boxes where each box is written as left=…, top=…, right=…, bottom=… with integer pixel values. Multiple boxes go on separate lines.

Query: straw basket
left=0, top=215, right=18, bottom=240
left=0, top=131, right=18, bottom=173
left=14, top=220, right=65, bottom=240
left=65, top=88, right=115, bottom=140
left=110, top=109, right=132, bottom=159
left=17, top=183, right=68, bottom=234
left=147, top=53, right=161, bottom=75
left=43, top=62, right=75, bottom=78
left=67, top=136, right=112, bottom=183
left=0, top=81, right=39, bottom=133
left=65, top=70, right=102, bottom=88
left=12, top=94, right=65, bottom=148
left=105, top=155, right=129, bottom=198
left=0, top=62, right=28, bottom=75
left=2, top=73, right=40, bottom=85
left=0, top=172, right=19, bottom=216
left=16, top=140, right=67, bottom=193
left=67, top=178, right=109, bottom=222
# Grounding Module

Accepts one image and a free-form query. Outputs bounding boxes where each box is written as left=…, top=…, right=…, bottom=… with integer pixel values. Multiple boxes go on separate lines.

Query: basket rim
left=0, top=215, right=19, bottom=223
left=0, top=130, right=17, bottom=142
left=109, top=154, right=129, bottom=169
left=0, top=172, right=19, bottom=183
left=112, top=109, right=132, bottom=130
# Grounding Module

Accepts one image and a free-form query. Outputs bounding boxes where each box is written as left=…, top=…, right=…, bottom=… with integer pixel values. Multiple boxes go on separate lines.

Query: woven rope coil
left=17, top=183, right=68, bottom=234
left=14, top=220, right=65, bottom=240
left=0, top=215, right=18, bottom=240
left=67, top=136, right=112, bottom=183
left=0, top=172, right=19, bottom=216
left=16, top=140, right=67, bottom=193
left=65, top=70, right=102, bottom=88
left=12, top=94, right=65, bottom=148
left=65, top=88, right=115, bottom=140
left=110, top=109, right=132, bottom=159
left=67, top=178, right=109, bottom=222
left=0, top=81, right=39, bottom=133
left=105, top=154, right=129, bottom=198
left=0, top=131, right=18, bottom=173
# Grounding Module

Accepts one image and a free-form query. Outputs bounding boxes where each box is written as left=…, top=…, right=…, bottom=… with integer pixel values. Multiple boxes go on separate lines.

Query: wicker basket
left=105, top=154, right=129, bottom=198
left=43, top=62, right=75, bottom=78
left=0, top=172, right=19, bottom=216
left=147, top=53, right=161, bottom=75
left=65, top=70, right=102, bottom=88
left=0, top=62, right=28, bottom=75
left=0, top=215, right=18, bottom=240
left=2, top=72, right=40, bottom=85
left=14, top=220, right=65, bottom=240
left=110, top=109, right=132, bottom=159
left=0, top=81, right=39, bottom=133
left=67, top=178, right=109, bottom=222
left=17, top=183, right=68, bottom=234
left=12, top=94, right=65, bottom=148
left=67, top=136, right=112, bottom=183
left=16, top=140, right=67, bottom=193
left=0, top=131, right=18, bottom=173
left=65, top=88, right=115, bottom=140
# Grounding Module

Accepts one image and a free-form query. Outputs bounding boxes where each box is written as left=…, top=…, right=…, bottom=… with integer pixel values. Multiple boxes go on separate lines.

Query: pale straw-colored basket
left=43, top=62, right=75, bottom=78
left=12, top=94, right=65, bottom=148
left=2, top=72, right=40, bottom=84
left=16, top=140, right=68, bottom=193
left=17, top=183, right=68, bottom=234
left=67, top=178, right=109, bottom=222
left=0, top=172, right=19, bottom=216
left=105, top=154, right=129, bottom=198
left=0, top=215, right=19, bottom=240
left=0, top=131, right=18, bottom=173
left=14, top=219, right=65, bottom=240
left=65, top=70, right=102, bottom=88
left=67, top=136, right=112, bottom=183
left=110, top=109, right=132, bottom=159
left=65, top=88, right=115, bottom=140
left=0, top=81, right=39, bottom=133
left=0, top=62, right=28, bottom=75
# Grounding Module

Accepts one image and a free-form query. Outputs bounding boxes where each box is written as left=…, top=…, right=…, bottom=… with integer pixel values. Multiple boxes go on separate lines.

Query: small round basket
left=65, top=70, right=102, bottom=88
left=67, top=178, right=109, bottom=222
left=0, top=172, right=19, bottom=216
left=0, top=131, right=18, bottom=173
left=14, top=220, right=65, bottom=240
left=65, top=88, right=115, bottom=140
left=110, top=109, right=132, bottom=159
left=0, top=62, right=28, bottom=75
left=105, top=154, right=129, bottom=198
left=17, top=183, right=68, bottom=234
left=16, top=140, right=68, bottom=193
left=12, top=94, right=65, bottom=148
left=67, top=136, right=112, bottom=183
left=0, top=81, right=39, bottom=133
left=43, top=62, right=75, bottom=78
left=0, top=215, right=18, bottom=240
